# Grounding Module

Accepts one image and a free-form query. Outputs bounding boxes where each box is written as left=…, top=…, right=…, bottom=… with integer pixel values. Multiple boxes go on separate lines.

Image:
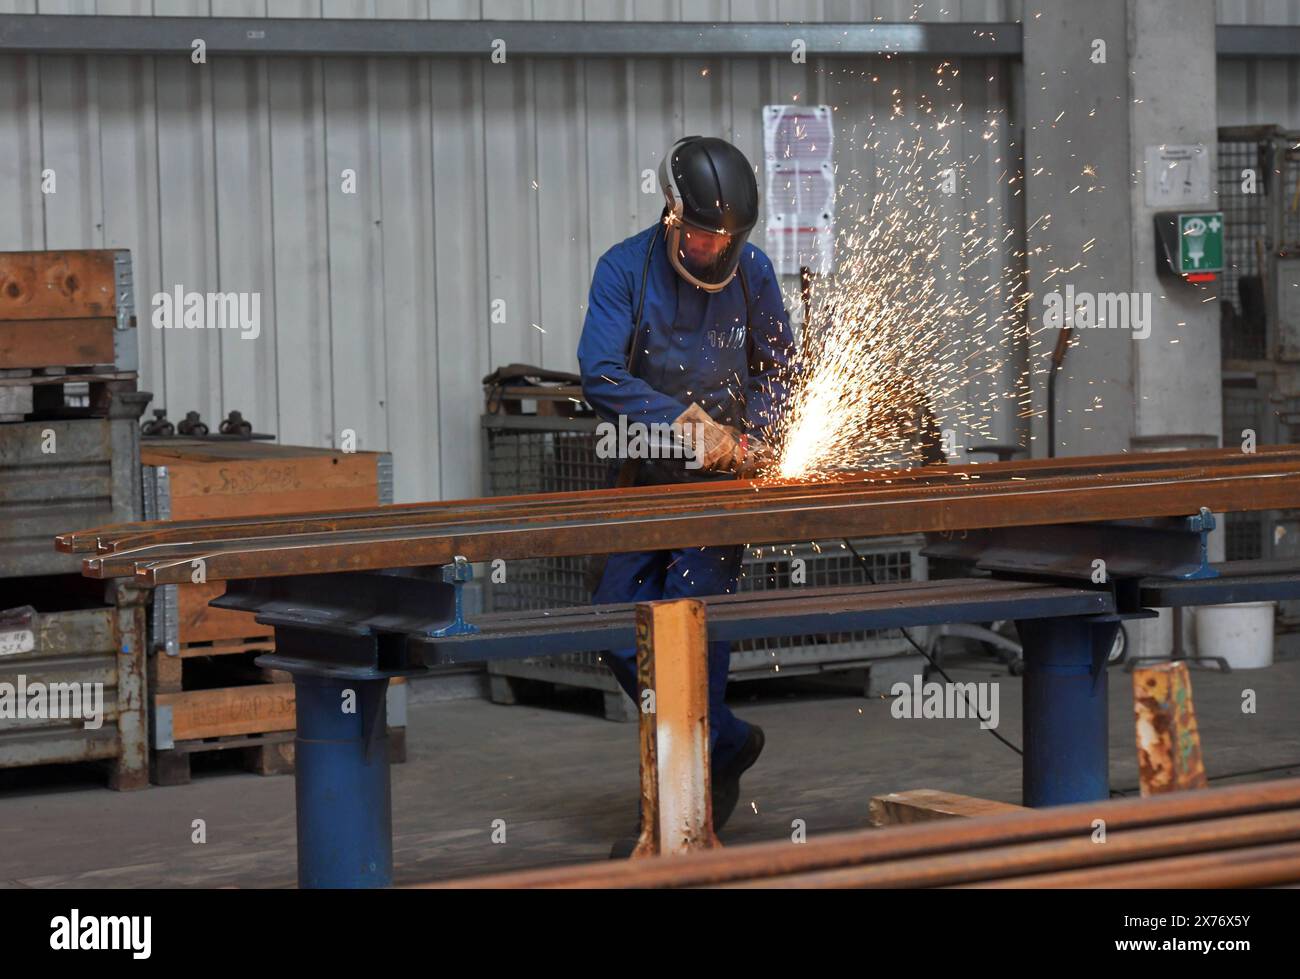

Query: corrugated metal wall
left=1218, top=1, right=1300, bottom=127
left=0, top=0, right=1020, bottom=501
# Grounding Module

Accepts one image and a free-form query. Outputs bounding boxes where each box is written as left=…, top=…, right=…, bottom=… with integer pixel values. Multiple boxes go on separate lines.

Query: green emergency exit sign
left=1178, top=212, right=1223, bottom=274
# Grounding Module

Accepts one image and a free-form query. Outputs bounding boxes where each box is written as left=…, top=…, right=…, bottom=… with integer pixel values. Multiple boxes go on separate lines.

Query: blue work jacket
left=577, top=222, right=795, bottom=480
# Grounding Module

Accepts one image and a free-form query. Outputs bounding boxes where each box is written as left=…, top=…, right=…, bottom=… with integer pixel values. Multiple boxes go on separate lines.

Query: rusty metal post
left=108, top=578, right=150, bottom=790
left=1134, top=660, right=1208, bottom=795
left=632, top=598, right=721, bottom=858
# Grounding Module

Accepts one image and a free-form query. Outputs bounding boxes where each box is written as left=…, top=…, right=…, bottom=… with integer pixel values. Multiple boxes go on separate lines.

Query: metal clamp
left=1182, top=507, right=1218, bottom=580
left=430, top=556, right=480, bottom=638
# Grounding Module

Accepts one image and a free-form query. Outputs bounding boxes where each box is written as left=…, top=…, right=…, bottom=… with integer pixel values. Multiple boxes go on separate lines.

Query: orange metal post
left=1133, top=661, right=1208, bottom=795
left=633, top=598, right=721, bottom=858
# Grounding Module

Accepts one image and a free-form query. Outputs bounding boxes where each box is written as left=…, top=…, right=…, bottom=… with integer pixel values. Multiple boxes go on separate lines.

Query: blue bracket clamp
left=430, top=555, right=481, bottom=638
left=1182, top=507, right=1219, bottom=580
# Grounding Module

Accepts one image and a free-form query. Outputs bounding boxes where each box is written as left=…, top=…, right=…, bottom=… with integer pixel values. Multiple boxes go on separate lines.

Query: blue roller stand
left=1015, top=615, right=1117, bottom=807
left=293, top=674, right=393, bottom=888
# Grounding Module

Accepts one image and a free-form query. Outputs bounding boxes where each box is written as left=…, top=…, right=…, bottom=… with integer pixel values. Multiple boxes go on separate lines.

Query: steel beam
left=4, top=16, right=1294, bottom=60
left=0, top=16, right=1022, bottom=57
left=426, top=777, right=1300, bottom=888
left=1216, top=24, right=1300, bottom=57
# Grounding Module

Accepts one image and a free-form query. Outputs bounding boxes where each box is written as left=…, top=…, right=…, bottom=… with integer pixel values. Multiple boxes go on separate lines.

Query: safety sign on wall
left=1144, top=143, right=1211, bottom=208
left=763, top=104, right=835, bottom=276
left=1177, top=212, right=1223, bottom=274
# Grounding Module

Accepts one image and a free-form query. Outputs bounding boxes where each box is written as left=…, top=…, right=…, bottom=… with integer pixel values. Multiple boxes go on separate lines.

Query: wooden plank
left=148, top=649, right=183, bottom=694
left=0, top=251, right=116, bottom=322
left=1134, top=661, right=1209, bottom=796
left=0, top=318, right=115, bottom=369
left=156, top=682, right=297, bottom=741
left=144, top=443, right=383, bottom=644
left=869, top=789, right=1027, bottom=827
left=176, top=581, right=272, bottom=646
left=159, top=453, right=381, bottom=517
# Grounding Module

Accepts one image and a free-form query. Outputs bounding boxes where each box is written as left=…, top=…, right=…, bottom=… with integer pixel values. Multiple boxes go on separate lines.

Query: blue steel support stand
left=293, top=674, right=393, bottom=889
left=222, top=564, right=473, bottom=887
left=1014, top=615, right=1118, bottom=807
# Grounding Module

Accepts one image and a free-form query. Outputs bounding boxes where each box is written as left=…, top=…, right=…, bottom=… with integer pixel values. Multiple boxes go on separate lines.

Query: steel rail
left=95, top=466, right=1300, bottom=584
left=725, top=810, right=1300, bottom=888
left=83, top=459, right=1252, bottom=576
left=76, top=449, right=1300, bottom=564
left=960, top=839, right=1300, bottom=888
left=59, top=444, right=1300, bottom=555
left=426, top=778, right=1300, bottom=889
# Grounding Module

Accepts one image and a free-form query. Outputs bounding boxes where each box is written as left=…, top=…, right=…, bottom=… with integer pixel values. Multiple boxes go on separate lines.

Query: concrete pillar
left=1023, top=0, right=1222, bottom=458
left=1128, top=0, right=1223, bottom=453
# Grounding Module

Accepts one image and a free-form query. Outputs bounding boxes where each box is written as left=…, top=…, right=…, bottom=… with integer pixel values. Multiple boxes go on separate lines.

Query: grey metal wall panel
left=8, top=0, right=1025, bottom=18
left=1218, top=2, right=1300, bottom=128
left=0, top=46, right=1020, bottom=502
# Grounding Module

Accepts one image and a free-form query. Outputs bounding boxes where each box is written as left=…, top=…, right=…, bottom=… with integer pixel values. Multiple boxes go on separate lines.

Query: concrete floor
left=2, top=653, right=1298, bottom=888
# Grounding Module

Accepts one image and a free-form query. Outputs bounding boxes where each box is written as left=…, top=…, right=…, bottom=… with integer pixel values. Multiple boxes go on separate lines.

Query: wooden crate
left=0, top=250, right=132, bottom=372
left=142, top=440, right=392, bottom=652
left=140, top=439, right=401, bottom=783
left=149, top=656, right=408, bottom=785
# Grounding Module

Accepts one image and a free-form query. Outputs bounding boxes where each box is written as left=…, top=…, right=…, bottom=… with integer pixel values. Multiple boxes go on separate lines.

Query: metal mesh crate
left=480, top=411, right=928, bottom=711
left=1218, top=135, right=1270, bottom=361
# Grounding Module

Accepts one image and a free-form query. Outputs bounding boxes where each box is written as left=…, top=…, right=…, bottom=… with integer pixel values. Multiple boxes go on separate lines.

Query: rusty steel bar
left=423, top=777, right=1300, bottom=889
left=62, top=447, right=1300, bottom=586
left=725, top=809, right=1300, bottom=888
left=58, top=444, right=1300, bottom=555
left=632, top=599, right=720, bottom=857
left=962, top=839, right=1300, bottom=888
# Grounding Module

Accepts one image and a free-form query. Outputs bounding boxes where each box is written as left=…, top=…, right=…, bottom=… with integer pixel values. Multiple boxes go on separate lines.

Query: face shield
left=658, top=140, right=757, bottom=292
left=664, top=215, right=750, bottom=292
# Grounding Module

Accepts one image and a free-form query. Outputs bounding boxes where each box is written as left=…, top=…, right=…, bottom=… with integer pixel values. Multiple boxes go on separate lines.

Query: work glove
left=674, top=403, right=772, bottom=475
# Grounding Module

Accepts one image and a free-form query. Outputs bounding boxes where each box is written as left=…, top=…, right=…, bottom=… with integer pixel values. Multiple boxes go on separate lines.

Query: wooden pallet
left=149, top=642, right=406, bottom=785
left=0, top=367, right=138, bottom=422
left=144, top=439, right=390, bottom=653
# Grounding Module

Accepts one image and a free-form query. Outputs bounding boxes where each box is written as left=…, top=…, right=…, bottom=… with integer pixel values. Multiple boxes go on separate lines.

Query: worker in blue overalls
left=578, top=135, right=796, bottom=854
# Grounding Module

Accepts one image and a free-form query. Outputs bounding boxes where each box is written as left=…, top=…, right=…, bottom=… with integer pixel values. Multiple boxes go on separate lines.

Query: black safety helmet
left=658, top=136, right=759, bottom=291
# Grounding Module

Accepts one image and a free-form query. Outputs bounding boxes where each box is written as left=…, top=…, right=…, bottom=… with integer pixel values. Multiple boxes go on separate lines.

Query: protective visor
left=665, top=215, right=749, bottom=292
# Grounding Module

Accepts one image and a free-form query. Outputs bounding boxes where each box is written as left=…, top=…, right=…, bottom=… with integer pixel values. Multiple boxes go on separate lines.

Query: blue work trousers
left=593, top=545, right=751, bottom=769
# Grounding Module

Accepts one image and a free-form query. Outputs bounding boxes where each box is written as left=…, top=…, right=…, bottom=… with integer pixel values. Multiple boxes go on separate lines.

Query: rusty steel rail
left=422, top=777, right=1300, bottom=889
left=58, top=444, right=1300, bottom=556
left=59, top=445, right=1300, bottom=586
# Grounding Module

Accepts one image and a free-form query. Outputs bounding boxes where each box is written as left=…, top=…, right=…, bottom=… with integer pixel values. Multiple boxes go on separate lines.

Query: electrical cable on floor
left=843, top=537, right=1024, bottom=757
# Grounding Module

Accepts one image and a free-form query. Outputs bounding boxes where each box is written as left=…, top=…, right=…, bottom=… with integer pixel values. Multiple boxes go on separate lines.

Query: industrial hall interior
left=4, top=0, right=1300, bottom=903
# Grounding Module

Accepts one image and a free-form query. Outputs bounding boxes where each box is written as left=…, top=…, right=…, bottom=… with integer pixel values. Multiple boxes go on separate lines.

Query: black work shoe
left=711, top=724, right=765, bottom=833
left=609, top=832, right=638, bottom=860
left=609, top=725, right=766, bottom=857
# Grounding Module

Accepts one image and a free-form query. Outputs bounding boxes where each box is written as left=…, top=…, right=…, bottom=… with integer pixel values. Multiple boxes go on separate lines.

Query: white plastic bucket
left=1195, top=602, right=1276, bottom=670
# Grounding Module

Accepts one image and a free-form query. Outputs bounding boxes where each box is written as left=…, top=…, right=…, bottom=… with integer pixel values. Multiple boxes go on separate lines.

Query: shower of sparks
left=760, top=67, right=1057, bottom=481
